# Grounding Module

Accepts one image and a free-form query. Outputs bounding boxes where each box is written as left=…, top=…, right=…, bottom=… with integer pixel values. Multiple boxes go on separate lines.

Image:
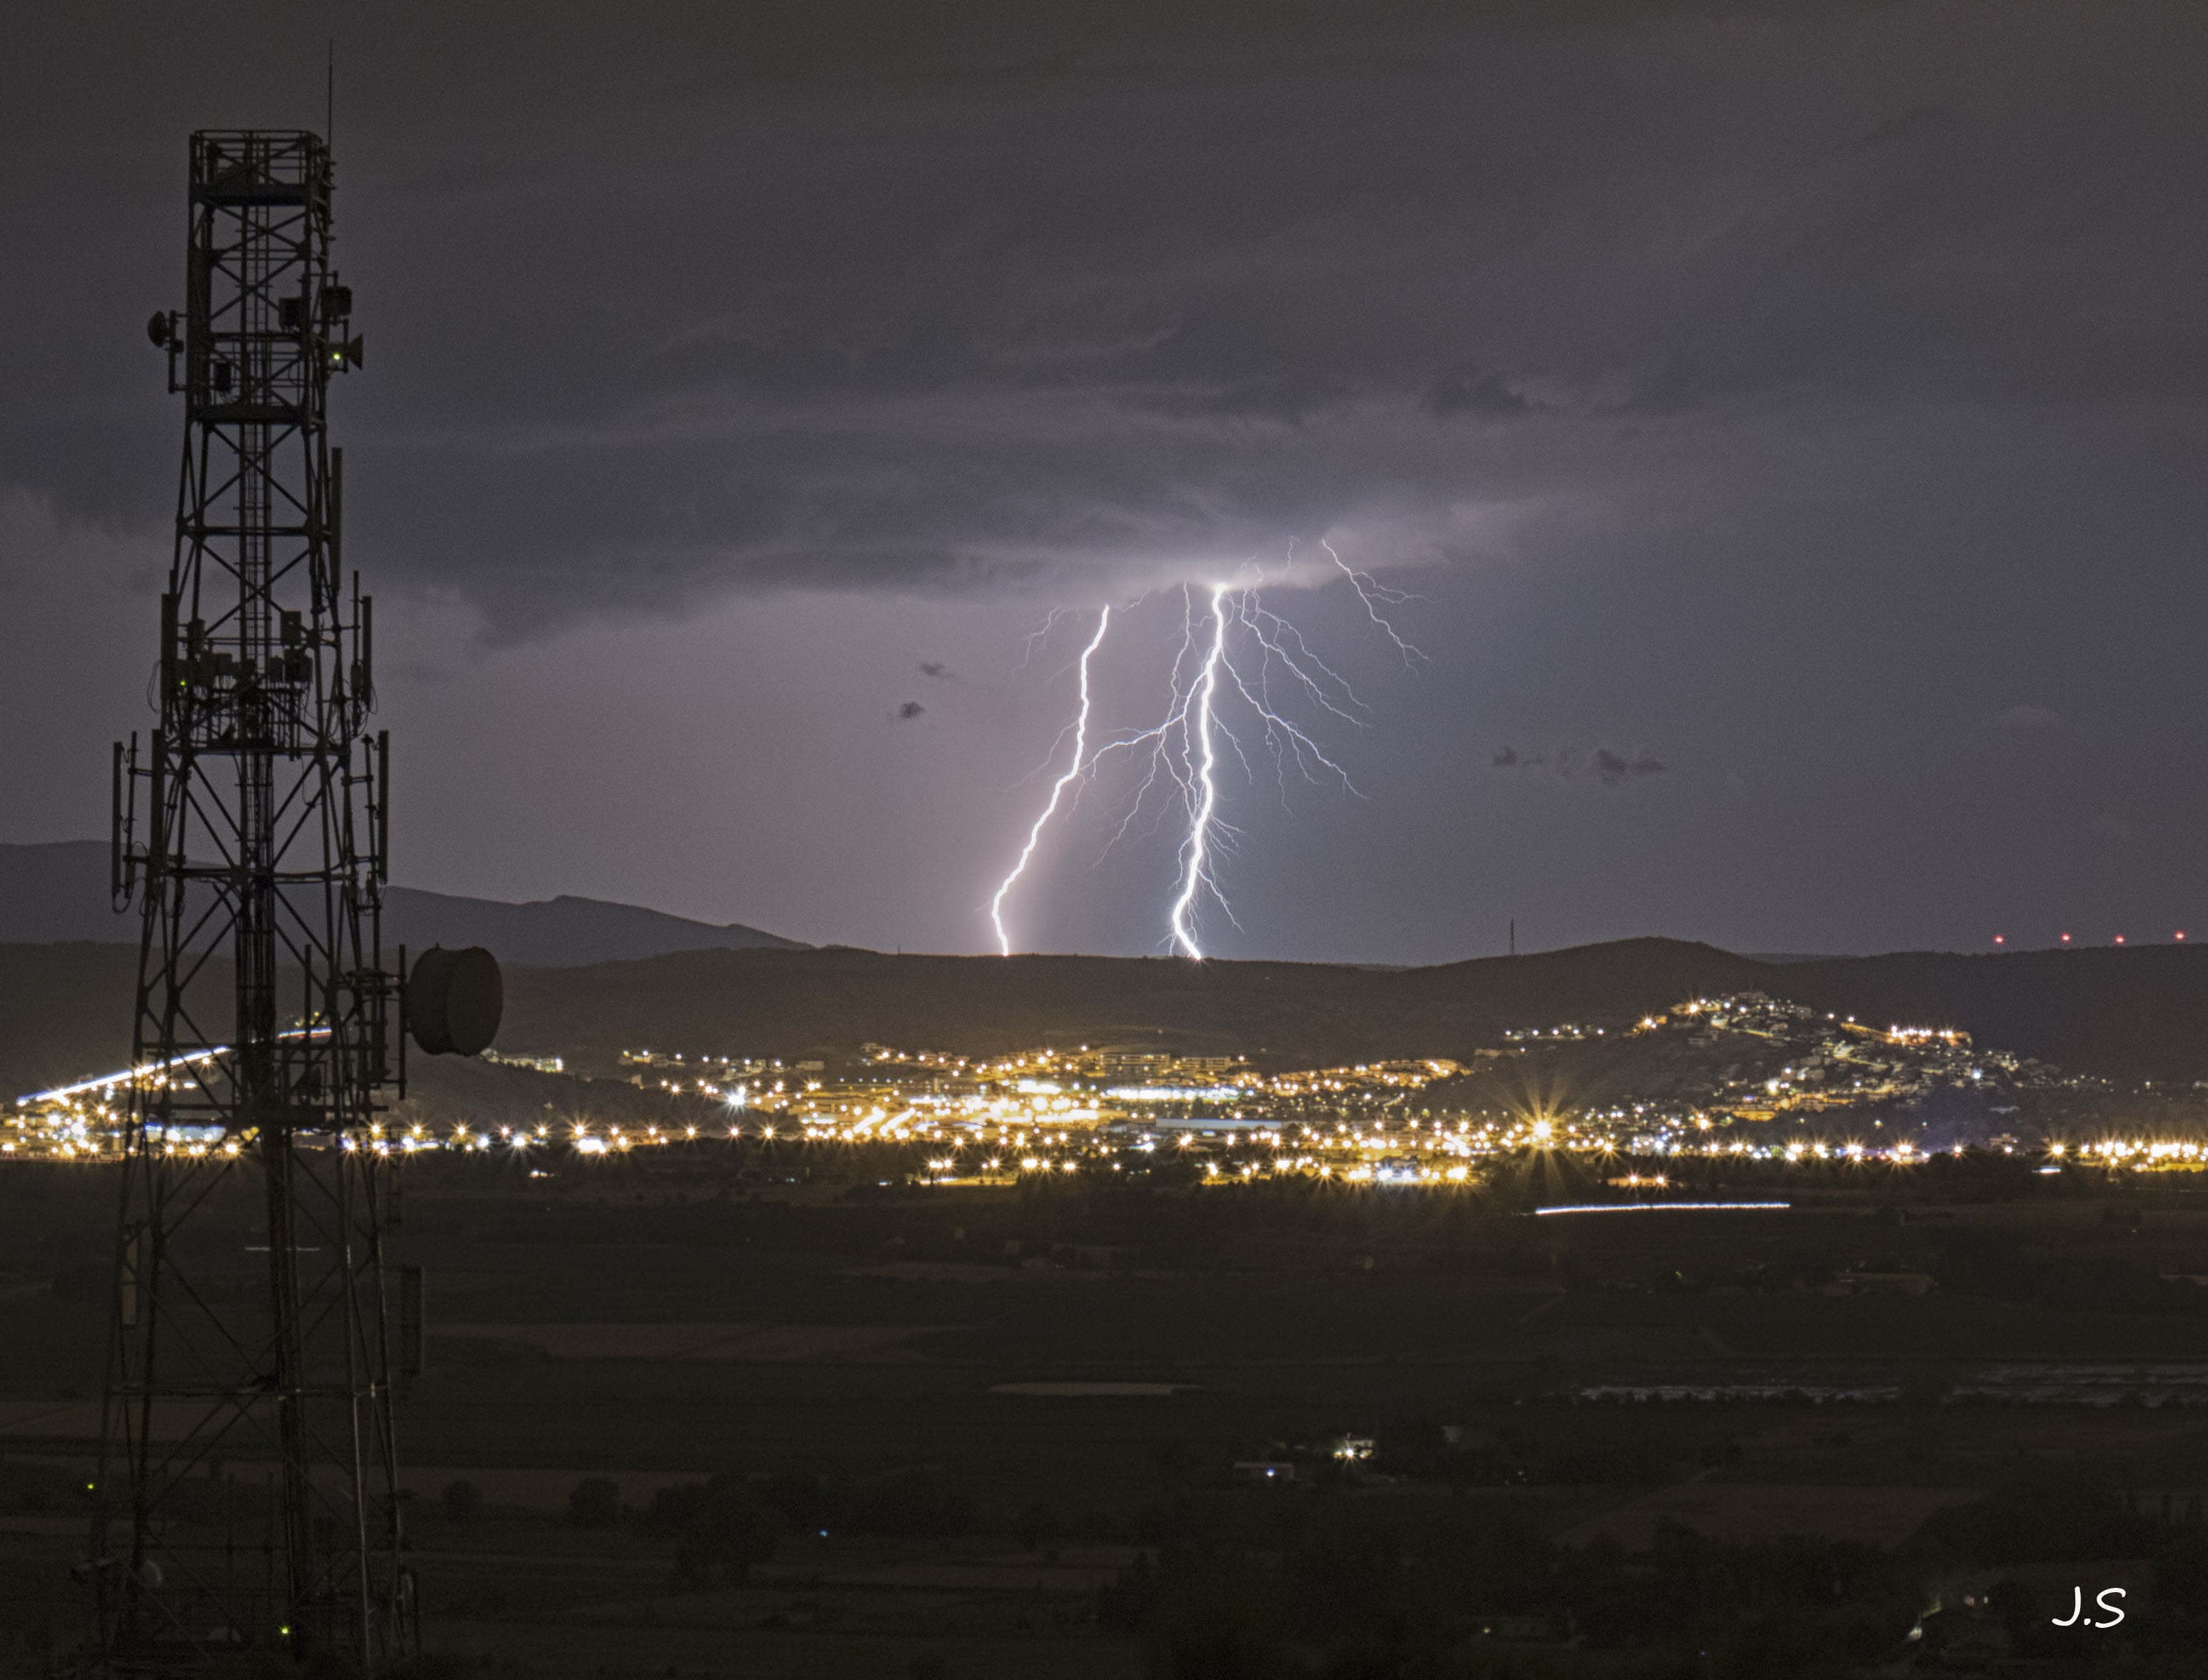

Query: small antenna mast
left=326, top=38, right=335, bottom=146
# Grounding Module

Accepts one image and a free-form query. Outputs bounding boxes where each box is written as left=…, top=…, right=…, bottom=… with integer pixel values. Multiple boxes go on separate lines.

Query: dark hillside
left=1777, top=945, right=2208, bottom=1082
left=14, top=936, right=2208, bottom=1100
left=494, top=940, right=2208, bottom=1081
left=491, top=940, right=1772, bottom=1070
left=0, top=943, right=158, bottom=1099
left=1375, top=939, right=1766, bottom=1038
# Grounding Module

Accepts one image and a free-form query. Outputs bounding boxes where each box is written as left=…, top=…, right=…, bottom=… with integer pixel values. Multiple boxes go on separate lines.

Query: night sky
left=5, top=2, right=2205, bottom=962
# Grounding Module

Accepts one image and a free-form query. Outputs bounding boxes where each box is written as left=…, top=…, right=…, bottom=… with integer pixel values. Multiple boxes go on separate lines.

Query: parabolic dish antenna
left=407, top=945, right=503, bottom=1056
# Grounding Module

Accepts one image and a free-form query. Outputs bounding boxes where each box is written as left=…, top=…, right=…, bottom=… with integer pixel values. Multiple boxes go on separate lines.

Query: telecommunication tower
left=91, top=129, right=416, bottom=1673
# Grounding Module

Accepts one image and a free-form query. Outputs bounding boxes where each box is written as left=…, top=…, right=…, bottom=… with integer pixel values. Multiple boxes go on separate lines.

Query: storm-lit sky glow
left=5, top=1, right=2207, bottom=961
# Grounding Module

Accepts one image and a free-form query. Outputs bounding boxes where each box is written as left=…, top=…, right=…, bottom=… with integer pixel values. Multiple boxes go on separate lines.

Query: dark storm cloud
left=6, top=1, right=2206, bottom=639
left=7, top=1, right=2208, bottom=964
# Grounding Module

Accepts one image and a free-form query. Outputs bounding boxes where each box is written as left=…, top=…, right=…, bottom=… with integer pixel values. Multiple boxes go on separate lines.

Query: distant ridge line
left=0, top=840, right=804, bottom=967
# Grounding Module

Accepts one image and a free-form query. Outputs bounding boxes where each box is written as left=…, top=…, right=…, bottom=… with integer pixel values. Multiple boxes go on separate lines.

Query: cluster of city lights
left=13, top=1001, right=2208, bottom=1189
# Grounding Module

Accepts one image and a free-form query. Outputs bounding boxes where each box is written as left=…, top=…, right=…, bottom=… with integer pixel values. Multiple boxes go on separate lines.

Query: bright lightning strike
left=1168, top=585, right=1230, bottom=959
left=988, top=552, right=1420, bottom=962
left=1092, top=576, right=1380, bottom=959
left=989, top=605, right=1111, bottom=955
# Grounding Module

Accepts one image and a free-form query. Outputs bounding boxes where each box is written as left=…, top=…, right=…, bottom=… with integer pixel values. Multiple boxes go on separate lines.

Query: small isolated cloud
left=2089, top=813, right=2132, bottom=843
left=1592, top=748, right=1667, bottom=785
left=1991, top=703, right=2070, bottom=732
left=1494, top=745, right=1662, bottom=785
left=918, top=661, right=951, bottom=679
left=896, top=700, right=926, bottom=720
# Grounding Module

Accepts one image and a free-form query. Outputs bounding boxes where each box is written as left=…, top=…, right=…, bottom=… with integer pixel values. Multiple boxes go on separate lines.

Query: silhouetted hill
left=0, top=841, right=803, bottom=967
left=11, top=935, right=2208, bottom=1105
left=493, top=939, right=2208, bottom=1082
left=1767, top=945, right=2208, bottom=1086
left=488, top=940, right=1767, bottom=1070
left=376, top=884, right=804, bottom=966
left=0, top=942, right=157, bottom=1100
left=0, top=939, right=1757, bottom=1099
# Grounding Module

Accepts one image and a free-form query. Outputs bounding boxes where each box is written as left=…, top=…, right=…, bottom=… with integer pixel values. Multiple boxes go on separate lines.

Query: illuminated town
left=11, top=991, right=2207, bottom=1181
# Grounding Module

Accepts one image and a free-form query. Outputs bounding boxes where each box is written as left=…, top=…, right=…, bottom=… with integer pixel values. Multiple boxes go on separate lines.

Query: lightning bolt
left=1168, top=585, right=1231, bottom=959
left=989, top=605, right=1111, bottom=955
left=1093, top=578, right=1364, bottom=960
left=991, top=549, right=1419, bottom=961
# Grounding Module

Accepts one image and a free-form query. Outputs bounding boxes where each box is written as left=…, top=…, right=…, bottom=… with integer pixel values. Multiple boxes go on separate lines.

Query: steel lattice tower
left=92, top=130, right=413, bottom=1672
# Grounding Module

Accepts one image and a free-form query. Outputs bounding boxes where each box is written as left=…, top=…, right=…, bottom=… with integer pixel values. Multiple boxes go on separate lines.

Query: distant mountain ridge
left=0, top=841, right=804, bottom=967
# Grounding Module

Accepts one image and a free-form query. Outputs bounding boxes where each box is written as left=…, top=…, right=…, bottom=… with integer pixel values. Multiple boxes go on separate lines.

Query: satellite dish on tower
left=406, top=945, right=503, bottom=1056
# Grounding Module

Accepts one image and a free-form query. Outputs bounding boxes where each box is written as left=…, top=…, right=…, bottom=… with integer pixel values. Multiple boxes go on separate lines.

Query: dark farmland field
left=7, top=1152, right=2208, bottom=1676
